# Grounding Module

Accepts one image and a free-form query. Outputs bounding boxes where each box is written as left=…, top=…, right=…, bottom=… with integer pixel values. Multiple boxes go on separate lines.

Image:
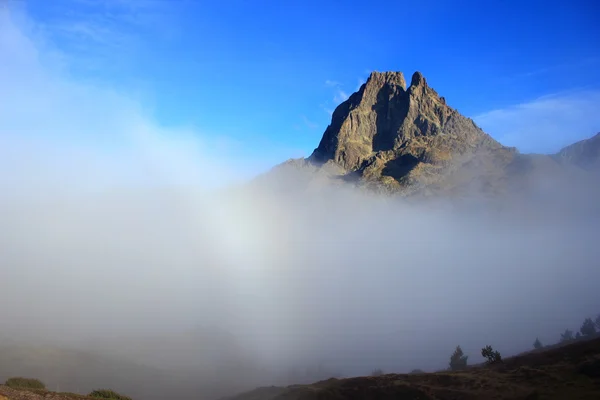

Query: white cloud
left=356, top=77, right=366, bottom=91
left=473, top=90, right=600, bottom=153
left=320, top=79, right=350, bottom=116
left=0, top=7, right=270, bottom=191
left=323, top=74, right=368, bottom=114
left=325, top=79, right=350, bottom=105
left=301, top=115, right=318, bottom=129
left=320, top=104, right=334, bottom=116
left=333, top=89, right=349, bottom=104
left=507, top=57, right=599, bottom=82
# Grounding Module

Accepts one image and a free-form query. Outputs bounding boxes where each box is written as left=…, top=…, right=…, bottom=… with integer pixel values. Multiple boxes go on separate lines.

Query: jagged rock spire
left=309, top=70, right=509, bottom=189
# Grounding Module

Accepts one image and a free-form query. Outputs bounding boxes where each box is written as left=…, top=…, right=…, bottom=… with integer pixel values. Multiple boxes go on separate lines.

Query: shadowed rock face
left=310, top=71, right=517, bottom=193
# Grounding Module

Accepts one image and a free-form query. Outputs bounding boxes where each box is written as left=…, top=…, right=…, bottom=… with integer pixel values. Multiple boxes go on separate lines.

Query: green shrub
left=88, top=389, right=133, bottom=400
left=5, top=377, right=46, bottom=389
left=481, top=345, right=502, bottom=364
left=449, top=345, right=468, bottom=371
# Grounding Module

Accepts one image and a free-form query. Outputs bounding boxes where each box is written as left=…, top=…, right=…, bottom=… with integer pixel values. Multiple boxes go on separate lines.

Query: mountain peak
left=309, top=69, right=510, bottom=191
left=277, top=71, right=600, bottom=197
left=410, top=71, right=425, bottom=87
left=366, top=71, right=407, bottom=90
left=364, top=70, right=427, bottom=90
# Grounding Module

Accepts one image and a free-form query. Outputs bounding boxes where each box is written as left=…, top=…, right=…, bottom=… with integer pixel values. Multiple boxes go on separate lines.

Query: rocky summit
left=308, top=71, right=518, bottom=194
left=267, top=70, right=599, bottom=197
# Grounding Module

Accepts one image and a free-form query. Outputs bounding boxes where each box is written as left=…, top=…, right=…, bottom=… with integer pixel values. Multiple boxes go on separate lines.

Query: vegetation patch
left=5, top=377, right=46, bottom=389
left=481, top=345, right=502, bottom=364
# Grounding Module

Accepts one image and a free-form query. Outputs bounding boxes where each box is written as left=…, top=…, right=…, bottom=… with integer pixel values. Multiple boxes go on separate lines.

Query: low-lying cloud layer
left=2, top=6, right=600, bottom=400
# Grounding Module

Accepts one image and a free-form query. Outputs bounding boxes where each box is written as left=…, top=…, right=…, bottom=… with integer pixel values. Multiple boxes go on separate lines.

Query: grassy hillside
left=223, top=336, right=600, bottom=400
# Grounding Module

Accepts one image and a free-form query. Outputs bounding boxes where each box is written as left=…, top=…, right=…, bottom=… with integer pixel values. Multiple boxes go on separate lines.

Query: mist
left=2, top=6, right=600, bottom=400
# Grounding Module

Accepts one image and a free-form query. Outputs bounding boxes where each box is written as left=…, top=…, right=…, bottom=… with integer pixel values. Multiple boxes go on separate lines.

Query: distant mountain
left=554, top=132, right=600, bottom=169
left=263, top=71, right=598, bottom=197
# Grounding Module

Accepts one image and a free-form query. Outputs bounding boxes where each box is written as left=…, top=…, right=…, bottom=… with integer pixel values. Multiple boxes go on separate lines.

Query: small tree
left=481, top=345, right=502, bottom=364
left=580, top=318, right=597, bottom=336
left=88, top=389, right=132, bottom=400
left=595, top=315, right=600, bottom=331
left=533, top=337, right=542, bottom=349
left=560, top=329, right=574, bottom=342
left=370, top=368, right=384, bottom=377
left=449, top=345, right=468, bottom=371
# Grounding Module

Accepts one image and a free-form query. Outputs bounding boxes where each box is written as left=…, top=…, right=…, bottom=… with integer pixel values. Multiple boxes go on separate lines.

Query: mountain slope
left=223, top=336, right=600, bottom=400
left=554, top=132, right=600, bottom=169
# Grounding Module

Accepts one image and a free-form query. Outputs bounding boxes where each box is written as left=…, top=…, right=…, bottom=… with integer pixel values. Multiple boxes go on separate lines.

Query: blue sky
left=2, top=0, right=600, bottom=183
